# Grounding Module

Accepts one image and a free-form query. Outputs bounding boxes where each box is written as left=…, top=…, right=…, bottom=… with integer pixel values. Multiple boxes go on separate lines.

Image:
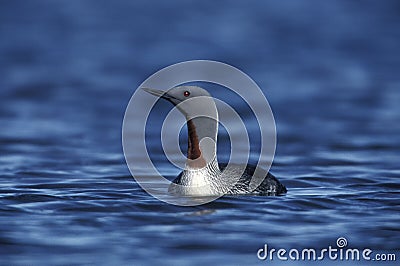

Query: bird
left=142, top=86, right=287, bottom=196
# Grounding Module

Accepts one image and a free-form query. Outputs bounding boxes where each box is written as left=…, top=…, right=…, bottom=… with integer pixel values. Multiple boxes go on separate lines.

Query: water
left=1, top=1, right=399, bottom=265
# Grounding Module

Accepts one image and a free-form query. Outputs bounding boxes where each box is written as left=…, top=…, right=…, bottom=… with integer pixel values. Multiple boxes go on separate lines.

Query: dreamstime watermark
left=257, top=237, right=397, bottom=262
left=122, top=60, right=276, bottom=206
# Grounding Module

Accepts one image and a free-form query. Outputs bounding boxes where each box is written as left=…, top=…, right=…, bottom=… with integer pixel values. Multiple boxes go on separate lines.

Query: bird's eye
left=183, top=91, right=190, bottom=97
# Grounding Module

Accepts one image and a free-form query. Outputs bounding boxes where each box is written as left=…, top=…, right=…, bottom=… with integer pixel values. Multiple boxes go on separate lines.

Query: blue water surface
left=0, top=1, right=399, bottom=265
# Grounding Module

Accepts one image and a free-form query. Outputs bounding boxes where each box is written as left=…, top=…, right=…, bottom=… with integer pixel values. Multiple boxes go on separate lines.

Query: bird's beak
left=141, top=87, right=166, bottom=98
left=142, top=87, right=179, bottom=105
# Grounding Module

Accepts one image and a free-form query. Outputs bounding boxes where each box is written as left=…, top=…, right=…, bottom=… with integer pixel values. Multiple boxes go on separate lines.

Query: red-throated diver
left=143, top=86, right=287, bottom=196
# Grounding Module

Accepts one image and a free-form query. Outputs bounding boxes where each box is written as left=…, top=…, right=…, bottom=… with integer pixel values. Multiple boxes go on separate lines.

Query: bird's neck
left=186, top=116, right=218, bottom=170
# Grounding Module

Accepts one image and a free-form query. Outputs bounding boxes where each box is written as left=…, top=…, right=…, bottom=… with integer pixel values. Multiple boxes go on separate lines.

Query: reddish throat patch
left=187, top=120, right=206, bottom=168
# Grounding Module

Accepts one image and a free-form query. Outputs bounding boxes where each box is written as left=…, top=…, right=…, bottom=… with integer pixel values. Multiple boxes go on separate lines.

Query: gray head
left=142, top=86, right=217, bottom=121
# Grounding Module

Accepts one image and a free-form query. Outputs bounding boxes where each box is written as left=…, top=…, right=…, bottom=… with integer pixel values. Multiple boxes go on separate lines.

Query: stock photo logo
left=257, top=237, right=397, bottom=262
left=122, top=60, right=287, bottom=206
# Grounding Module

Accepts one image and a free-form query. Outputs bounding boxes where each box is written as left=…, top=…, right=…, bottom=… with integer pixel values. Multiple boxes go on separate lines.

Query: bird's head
left=142, top=86, right=217, bottom=121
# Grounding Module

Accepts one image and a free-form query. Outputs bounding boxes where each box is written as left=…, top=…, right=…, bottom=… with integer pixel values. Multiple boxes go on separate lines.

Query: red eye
left=183, top=91, right=190, bottom=97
